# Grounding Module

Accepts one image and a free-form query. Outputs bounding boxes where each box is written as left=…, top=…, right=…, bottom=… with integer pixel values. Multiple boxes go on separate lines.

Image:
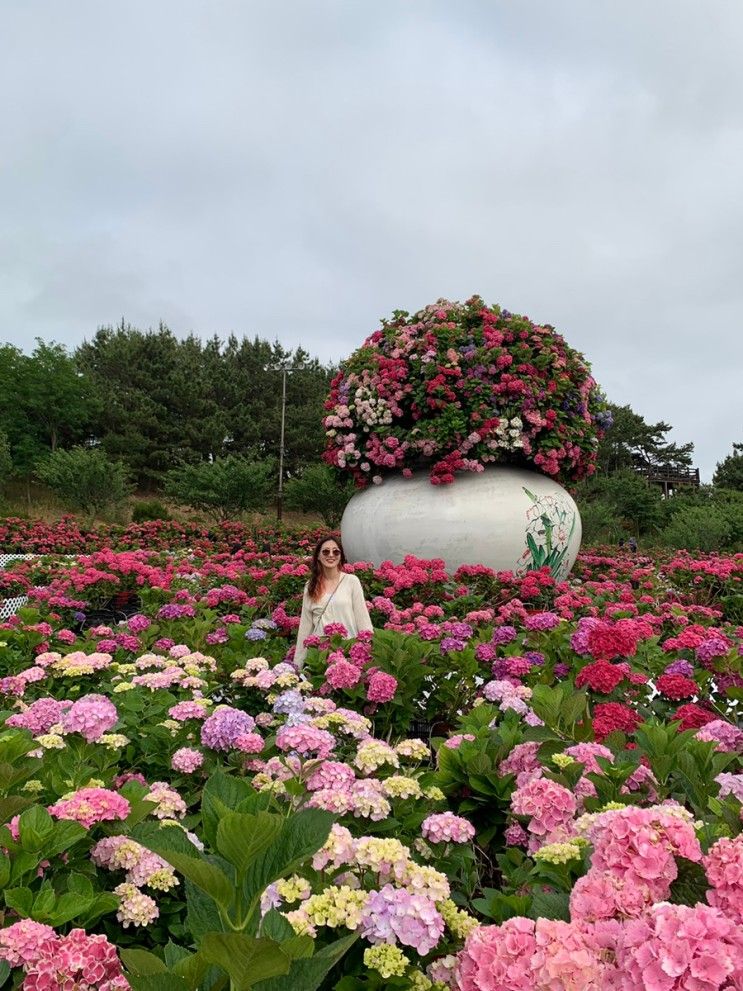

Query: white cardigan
left=294, top=572, right=373, bottom=665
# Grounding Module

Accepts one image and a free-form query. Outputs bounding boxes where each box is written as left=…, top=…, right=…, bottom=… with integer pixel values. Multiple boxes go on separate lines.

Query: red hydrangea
left=673, top=703, right=716, bottom=732
left=576, top=660, right=627, bottom=693
left=585, top=620, right=638, bottom=661
left=656, top=673, right=698, bottom=700
left=592, top=702, right=642, bottom=741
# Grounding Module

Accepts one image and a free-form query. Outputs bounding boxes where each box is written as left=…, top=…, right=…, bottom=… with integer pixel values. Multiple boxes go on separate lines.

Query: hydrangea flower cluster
left=48, top=787, right=130, bottom=829
left=323, top=296, right=610, bottom=487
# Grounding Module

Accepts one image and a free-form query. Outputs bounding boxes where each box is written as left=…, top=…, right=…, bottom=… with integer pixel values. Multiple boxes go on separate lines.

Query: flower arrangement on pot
left=323, top=295, right=612, bottom=487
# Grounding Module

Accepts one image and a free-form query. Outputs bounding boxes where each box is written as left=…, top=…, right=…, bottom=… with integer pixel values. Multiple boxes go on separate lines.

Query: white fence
left=0, top=553, right=36, bottom=619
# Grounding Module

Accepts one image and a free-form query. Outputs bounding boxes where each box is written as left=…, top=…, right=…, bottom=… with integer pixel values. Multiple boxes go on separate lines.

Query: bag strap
left=311, top=573, right=345, bottom=635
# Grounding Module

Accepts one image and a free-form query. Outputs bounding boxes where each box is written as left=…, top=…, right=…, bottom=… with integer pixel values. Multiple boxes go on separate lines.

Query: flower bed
left=323, top=296, right=612, bottom=487
left=0, top=523, right=741, bottom=989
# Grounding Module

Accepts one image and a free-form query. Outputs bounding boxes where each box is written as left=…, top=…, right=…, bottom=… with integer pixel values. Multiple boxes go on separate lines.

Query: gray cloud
left=1, top=0, right=741, bottom=479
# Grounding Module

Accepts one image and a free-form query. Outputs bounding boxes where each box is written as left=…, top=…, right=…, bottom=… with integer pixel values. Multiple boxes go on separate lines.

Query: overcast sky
left=1, top=1, right=741, bottom=480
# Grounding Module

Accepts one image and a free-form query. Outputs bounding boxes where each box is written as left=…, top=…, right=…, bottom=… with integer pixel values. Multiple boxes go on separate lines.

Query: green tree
left=578, top=470, right=662, bottom=537
left=284, top=464, right=356, bottom=527
left=0, top=428, right=11, bottom=481
left=36, top=447, right=133, bottom=518
left=0, top=341, right=99, bottom=507
left=713, top=442, right=743, bottom=492
left=597, top=403, right=694, bottom=476
left=164, top=455, right=275, bottom=521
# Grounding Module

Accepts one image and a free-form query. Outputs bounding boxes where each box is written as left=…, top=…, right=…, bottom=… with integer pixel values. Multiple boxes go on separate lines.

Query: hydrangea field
left=0, top=517, right=742, bottom=990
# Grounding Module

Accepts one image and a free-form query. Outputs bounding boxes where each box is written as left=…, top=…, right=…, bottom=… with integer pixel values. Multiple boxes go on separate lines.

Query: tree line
left=0, top=324, right=332, bottom=485
left=0, top=326, right=741, bottom=544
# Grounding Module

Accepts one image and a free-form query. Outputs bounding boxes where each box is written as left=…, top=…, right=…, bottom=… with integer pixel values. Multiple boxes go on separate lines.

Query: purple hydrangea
left=245, top=628, right=267, bottom=641
left=491, top=625, right=517, bottom=646
left=200, top=706, right=255, bottom=751
left=664, top=659, right=695, bottom=678
left=440, top=637, right=466, bottom=654
left=361, top=885, right=444, bottom=955
left=524, top=612, right=561, bottom=631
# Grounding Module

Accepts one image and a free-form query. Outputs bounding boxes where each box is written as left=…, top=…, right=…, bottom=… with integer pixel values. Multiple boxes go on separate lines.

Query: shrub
left=660, top=503, right=734, bottom=552
left=284, top=464, right=356, bottom=527
left=131, top=499, right=171, bottom=523
left=36, top=446, right=133, bottom=518
left=164, top=455, right=275, bottom=522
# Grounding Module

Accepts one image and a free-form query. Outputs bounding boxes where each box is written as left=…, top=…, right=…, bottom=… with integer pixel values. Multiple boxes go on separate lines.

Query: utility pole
left=277, top=367, right=287, bottom=522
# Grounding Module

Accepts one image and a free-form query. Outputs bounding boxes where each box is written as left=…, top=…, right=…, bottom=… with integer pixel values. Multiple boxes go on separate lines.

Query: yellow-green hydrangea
left=552, top=753, right=576, bottom=769
left=382, top=775, right=423, bottom=799
left=36, top=734, right=65, bottom=750
left=363, top=944, right=409, bottom=979
left=301, top=886, right=368, bottom=930
left=438, top=898, right=479, bottom=938
left=99, top=734, right=130, bottom=749
left=276, top=875, right=312, bottom=904
left=534, top=841, right=583, bottom=864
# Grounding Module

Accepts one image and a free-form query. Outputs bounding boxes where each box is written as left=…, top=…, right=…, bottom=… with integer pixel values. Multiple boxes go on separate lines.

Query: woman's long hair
left=307, top=535, right=346, bottom=600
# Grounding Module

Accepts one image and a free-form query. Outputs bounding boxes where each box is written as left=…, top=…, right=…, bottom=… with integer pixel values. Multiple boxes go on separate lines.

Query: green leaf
left=18, top=806, right=54, bottom=853
left=669, top=857, right=710, bottom=906
left=126, top=976, right=188, bottom=991
left=216, top=812, right=277, bottom=875
left=32, top=883, right=56, bottom=919
left=199, top=934, right=290, bottom=990
left=67, top=873, right=94, bottom=897
left=244, top=809, right=333, bottom=910
left=4, top=886, right=33, bottom=917
left=120, top=950, right=168, bottom=976
left=163, top=943, right=191, bottom=969
left=44, top=820, right=87, bottom=859
left=47, top=892, right=95, bottom=926
left=202, top=772, right=255, bottom=847
left=134, top=825, right=234, bottom=910
left=184, top=880, right=222, bottom=938
left=0, top=960, right=10, bottom=987
left=0, top=796, right=32, bottom=823
left=261, top=910, right=297, bottom=942
left=529, top=890, right=570, bottom=921
left=253, top=934, right=358, bottom=991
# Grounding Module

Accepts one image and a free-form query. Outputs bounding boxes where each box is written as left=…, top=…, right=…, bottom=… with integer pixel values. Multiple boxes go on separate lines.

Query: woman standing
left=293, top=535, right=373, bottom=666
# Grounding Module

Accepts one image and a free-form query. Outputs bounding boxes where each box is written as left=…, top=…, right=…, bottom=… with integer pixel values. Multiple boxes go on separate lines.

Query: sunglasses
left=320, top=548, right=341, bottom=557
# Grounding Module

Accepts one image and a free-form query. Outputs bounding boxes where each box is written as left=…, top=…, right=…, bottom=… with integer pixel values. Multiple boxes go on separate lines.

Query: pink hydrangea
left=616, top=902, right=743, bottom=991
left=366, top=671, right=398, bottom=703
left=21, top=927, right=129, bottom=990
left=168, top=700, right=209, bottom=721
left=532, top=918, right=618, bottom=990
left=326, top=659, right=363, bottom=690
left=570, top=870, right=656, bottom=922
left=498, top=742, right=542, bottom=784
left=306, top=761, right=356, bottom=791
left=49, top=788, right=130, bottom=829
left=456, top=917, right=537, bottom=990
left=589, top=805, right=702, bottom=898
left=510, top=776, right=577, bottom=844
left=233, top=732, right=265, bottom=754
left=276, top=725, right=335, bottom=759
left=422, top=812, right=476, bottom=844
left=0, top=919, right=56, bottom=967
left=6, top=697, right=71, bottom=735
left=61, top=694, right=118, bottom=742
left=705, top=834, right=743, bottom=923
left=171, top=747, right=204, bottom=773
left=695, top=719, right=743, bottom=753
left=145, top=782, right=187, bottom=819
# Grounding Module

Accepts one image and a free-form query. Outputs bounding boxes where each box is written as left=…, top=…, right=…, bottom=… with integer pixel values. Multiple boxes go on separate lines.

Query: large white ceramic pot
left=341, top=465, right=582, bottom=579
